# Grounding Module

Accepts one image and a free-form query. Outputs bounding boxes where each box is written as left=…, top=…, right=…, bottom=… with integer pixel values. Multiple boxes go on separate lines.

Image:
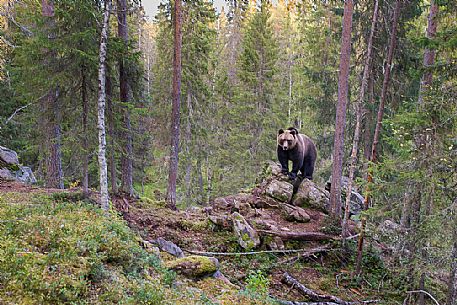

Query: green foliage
left=244, top=270, right=270, bottom=296
left=0, top=192, right=166, bottom=304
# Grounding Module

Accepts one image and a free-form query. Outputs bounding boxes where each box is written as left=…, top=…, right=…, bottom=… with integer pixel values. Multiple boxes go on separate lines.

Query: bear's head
left=277, top=128, right=298, bottom=151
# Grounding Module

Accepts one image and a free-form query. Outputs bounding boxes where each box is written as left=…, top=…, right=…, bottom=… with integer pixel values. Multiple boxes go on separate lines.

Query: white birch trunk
left=97, top=0, right=111, bottom=210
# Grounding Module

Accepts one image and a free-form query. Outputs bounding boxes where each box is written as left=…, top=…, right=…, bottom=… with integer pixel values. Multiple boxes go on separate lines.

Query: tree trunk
left=117, top=0, right=134, bottom=197
left=418, top=0, right=438, bottom=106
left=355, top=0, right=401, bottom=276
left=97, top=0, right=111, bottom=211
left=447, top=202, right=457, bottom=305
left=342, top=0, right=379, bottom=239
left=106, top=74, right=118, bottom=195
left=329, top=0, right=354, bottom=218
left=81, top=66, right=89, bottom=196
left=184, top=89, right=192, bottom=207
left=41, top=0, right=63, bottom=189
left=166, top=0, right=183, bottom=210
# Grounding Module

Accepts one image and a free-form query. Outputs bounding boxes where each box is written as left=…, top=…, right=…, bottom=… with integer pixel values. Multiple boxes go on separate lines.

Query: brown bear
left=277, top=127, right=317, bottom=180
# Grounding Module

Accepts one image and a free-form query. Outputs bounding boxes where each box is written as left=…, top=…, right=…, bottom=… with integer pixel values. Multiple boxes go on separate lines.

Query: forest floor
left=0, top=180, right=397, bottom=304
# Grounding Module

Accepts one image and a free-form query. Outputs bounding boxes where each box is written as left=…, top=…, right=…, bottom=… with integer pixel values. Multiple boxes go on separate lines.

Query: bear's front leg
left=290, top=156, right=303, bottom=181
left=277, top=147, right=289, bottom=175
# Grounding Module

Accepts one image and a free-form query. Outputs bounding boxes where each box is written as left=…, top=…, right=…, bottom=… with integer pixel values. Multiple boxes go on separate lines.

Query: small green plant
left=245, top=270, right=270, bottom=296
left=162, top=269, right=177, bottom=287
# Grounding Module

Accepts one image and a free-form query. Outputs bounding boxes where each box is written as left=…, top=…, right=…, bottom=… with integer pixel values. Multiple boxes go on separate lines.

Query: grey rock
left=253, top=196, right=280, bottom=209
left=153, top=237, right=185, bottom=258
left=267, top=236, right=285, bottom=250
left=15, top=166, right=37, bottom=184
left=265, top=180, right=293, bottom=202
left=234, top=200, right=253, bottom=216
left=0, top=168, right=15, bottom=181
left=0, top=145, right=19, bottom=165
left=208, top=215, right=232, bottom=228
left=281, top=204, right=311, bottom=223
left=232, top=212, right=260, bottom=250
left=343, top=190, right=364, bottom=218
left=326, top=176, right=365, bottom=218
left=292, top=179, right=330, bottom=213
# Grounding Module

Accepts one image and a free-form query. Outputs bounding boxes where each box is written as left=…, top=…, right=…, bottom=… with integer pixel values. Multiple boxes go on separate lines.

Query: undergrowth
left=0, top=192, right=168, bottom=304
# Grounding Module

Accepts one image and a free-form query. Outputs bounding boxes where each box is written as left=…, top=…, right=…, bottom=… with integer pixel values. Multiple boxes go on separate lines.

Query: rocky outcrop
left=0, top=145, right=36, bottom=184
left=265, top=180, right=294, bottom=202
left=232, top=212, right=260, bottom=250
left=0, top=146, right=19, bottom=165
left=326, top=176, right=364, bottom=217
left=281, top=204, right=311, bottom=223
left=292, top=179, right=330, bottom=213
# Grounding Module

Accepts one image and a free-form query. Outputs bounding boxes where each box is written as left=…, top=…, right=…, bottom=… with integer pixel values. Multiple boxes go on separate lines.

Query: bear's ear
left=288, top=127, right=299, bottom=135
left=278, top=129, right=284, bottom=135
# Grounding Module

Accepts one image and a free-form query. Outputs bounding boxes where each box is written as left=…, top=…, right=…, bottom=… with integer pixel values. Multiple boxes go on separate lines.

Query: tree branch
left=406, top=290, right=440, bottom=305
left=282, top=272, right=378, bottom=305
left=3, top=103, right=32, bottom=126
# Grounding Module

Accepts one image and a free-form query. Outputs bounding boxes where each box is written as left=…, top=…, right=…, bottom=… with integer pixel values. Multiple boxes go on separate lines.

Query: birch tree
left=97, top=0, right=111, bottom=210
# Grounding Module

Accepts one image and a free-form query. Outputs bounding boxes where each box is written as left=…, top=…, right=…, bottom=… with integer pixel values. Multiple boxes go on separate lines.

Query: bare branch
left=406, top=290, right=440, bottom=305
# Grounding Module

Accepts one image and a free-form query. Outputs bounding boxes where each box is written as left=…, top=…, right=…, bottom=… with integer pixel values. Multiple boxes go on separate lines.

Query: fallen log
left=279, top=245, right=331, bottom=264
left=282, top=272, right=378, bottom=305
left=258, top=230, right=335, bottom=241
left=184, top=245, right=331, bottom=257
left=276, top=300, right=339, bottom=305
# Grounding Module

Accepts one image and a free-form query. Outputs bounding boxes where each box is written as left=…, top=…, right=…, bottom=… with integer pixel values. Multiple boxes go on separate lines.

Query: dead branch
left=184, top=246, right=330, bottom=256
left=276, top=300, right=339, bottom=305
left=258, top=229, right=335, bottom=241
left=279, top=245, right=331, bottom=264
left=282, top=272, right=379, bottom=305
left=405, top=290, right=440, bottom=305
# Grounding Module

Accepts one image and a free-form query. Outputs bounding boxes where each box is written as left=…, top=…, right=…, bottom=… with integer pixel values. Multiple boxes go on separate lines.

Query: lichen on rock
left=231, top=212, right=260, bottom=250
left=166, top=255, right=219, bottom=278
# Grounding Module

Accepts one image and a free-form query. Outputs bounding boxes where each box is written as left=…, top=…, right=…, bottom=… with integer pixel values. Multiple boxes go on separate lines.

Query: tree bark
left=329, top=0, right=353, bottom=218
left=41, top=0, right=63, bottom=189
left=342, top=0, right=379, bottom=239
left=447, top=202, right=457, bottom=305
left=117, top=0, right=134, bottom=197
left=106, top=74, right=118, bottom=195
left=418, top=0, right=438, bottom=106
left=257, top=230, right=335, bottom=241
left=355, top=0, right=401, bottom=276
left=166, top=0, right=183, bottom=210
left=97, top=0, right=111, bottom=210
left=81, top=66, right=89, bottom=196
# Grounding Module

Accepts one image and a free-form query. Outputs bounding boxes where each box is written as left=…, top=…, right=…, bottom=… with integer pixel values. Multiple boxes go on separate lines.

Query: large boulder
left=292, top=179, right=330, bottom=213
left=325, top=176, right=364, bottom=218
left=153, top=237, right=185, bottom=258
left=166, top=255, right=219, bottom=278
left=232, top=212, right=260, bottom=250
left=265, top=180, right=293, bottom=202
left=0, top=146, right=36, bottom=184
left=281, top=204, right=311, bottom=223
left=343, top=190, right=364, bottom=218
left=15, top=166, right=37, bottom=184
left=0, top=168, right=15, bottom=181
left=0, top=145, right=19, bottom=166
